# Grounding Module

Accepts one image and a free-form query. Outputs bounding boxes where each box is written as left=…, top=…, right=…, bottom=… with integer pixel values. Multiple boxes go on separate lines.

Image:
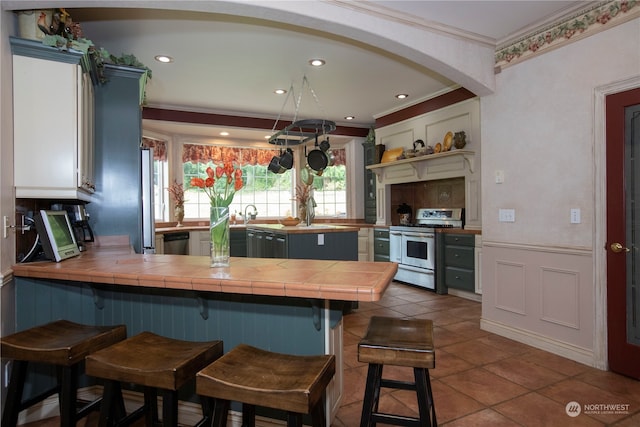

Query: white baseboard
left=19, top=386, right=288, bottom=426
left=481, top=318, right=597, bottom=368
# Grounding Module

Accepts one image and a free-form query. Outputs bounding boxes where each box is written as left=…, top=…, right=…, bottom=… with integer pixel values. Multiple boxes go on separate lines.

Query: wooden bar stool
left=0, top=319, right=127, bottom=427
left=196, top=344, right=335, bottom=427
left=85, top=331, right=223, bottom=427
left=358, top=316, right=436, bottom=427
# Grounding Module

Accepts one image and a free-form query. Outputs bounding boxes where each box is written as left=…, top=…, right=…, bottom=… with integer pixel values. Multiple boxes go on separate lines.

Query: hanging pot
left=308, top=149, right=329, bottom=172
left=307, top=133, right=329, bottom=172
left=300, top=165, right=314, bottom=185
left=279, top=148, right=294, bottom=169
left=268, top=155, right=285, bottom=174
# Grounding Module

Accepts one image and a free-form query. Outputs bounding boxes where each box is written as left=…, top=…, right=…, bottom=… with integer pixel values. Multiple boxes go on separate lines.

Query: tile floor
left=21, top=281, right=640, bottom=426
left=333, top=281, right=640, bottom=426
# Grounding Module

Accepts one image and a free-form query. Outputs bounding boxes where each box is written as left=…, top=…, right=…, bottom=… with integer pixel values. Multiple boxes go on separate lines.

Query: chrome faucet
left=305, top=196, right=316, bottom=226
left=244, top=204, right=258, bottom=224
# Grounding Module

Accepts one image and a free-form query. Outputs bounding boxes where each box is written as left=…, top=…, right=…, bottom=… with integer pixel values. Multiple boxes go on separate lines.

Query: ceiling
left=14, top=1, right=587, bottom=145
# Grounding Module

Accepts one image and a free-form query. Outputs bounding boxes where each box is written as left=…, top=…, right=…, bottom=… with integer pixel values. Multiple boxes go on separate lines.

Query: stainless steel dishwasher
left=163, top=231, right=190, bottom=255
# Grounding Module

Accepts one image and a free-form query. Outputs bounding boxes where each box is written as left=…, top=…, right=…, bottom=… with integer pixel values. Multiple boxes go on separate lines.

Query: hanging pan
left=307, top=134, right=330, bottom=172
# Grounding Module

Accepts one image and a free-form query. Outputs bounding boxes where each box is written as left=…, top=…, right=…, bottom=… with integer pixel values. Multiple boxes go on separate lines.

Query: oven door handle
left=403, top=232, right=434, bottom=238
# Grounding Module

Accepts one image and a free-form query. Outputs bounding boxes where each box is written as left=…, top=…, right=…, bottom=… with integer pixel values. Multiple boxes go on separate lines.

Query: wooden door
left=606, top=88, right=640, bottom=379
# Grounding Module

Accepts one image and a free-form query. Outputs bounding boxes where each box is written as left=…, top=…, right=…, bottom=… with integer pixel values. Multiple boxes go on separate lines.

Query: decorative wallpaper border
left=495, top=0, right=639, bottom=69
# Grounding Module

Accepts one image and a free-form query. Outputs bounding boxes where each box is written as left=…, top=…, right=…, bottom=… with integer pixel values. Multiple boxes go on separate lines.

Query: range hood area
left=368, top=98, right=481, bottom=230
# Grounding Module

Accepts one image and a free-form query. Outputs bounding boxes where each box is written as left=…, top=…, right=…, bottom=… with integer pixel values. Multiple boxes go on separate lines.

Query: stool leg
left=98, top=380, right=125, bottom=427
left=58, top=364, right=79, bottom=427
left=1, top=360, right=28, bottom=427
left=242, top=403, right=256, bottom=427
left=197, top=395, right=214, bottom=427
left=211, top=399, right=230, bottom=427
left=161, top=390, right=179, bottom=427
left=286, top=412, right=303, bottom=427
left=143, top=387, right=159, bottom=426
left=414, top=368, right=436, bottom=427
left=310, top=401, right=326, bottom=427
left=360, top=363, right=383, bottom=427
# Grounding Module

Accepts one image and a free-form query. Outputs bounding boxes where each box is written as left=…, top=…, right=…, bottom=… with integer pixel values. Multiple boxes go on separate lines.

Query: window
left=181, top=144, right=293, bottom=219
left=150, top=141, right=352, bottom=222
left=310, top=148, right=347, bottom=217
left=142, top=137, right=169, bottom=221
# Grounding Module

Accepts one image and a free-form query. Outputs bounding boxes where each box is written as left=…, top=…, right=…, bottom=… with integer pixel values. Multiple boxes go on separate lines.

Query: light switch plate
left=570, top=208, right=581, bottom=224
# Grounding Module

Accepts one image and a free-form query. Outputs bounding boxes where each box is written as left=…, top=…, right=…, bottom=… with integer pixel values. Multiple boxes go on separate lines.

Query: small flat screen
left=34, top=210, right=80, bottom=262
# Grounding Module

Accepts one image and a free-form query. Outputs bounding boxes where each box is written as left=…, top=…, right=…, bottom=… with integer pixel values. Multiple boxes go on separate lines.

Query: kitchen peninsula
left=10, top=237, right=397, bottom=422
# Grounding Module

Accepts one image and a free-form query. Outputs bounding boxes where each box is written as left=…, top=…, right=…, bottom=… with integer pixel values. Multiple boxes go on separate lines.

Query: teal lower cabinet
left=373, top=228, right=390, bottom=262
left=436, top=232, right=475, bottom=294
left=13, top=277, right=345, bottom=422
left=247, top=228, right=357, bottom=260
left=230, top=228, right=247, bottom=257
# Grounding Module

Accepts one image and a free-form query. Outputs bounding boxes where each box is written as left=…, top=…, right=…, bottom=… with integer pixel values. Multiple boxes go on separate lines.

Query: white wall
left=480, top=18, right=640, bottom=367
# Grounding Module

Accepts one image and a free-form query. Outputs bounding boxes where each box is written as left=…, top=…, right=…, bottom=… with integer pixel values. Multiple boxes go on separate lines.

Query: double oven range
left=389, top=208, right=463, bottom=291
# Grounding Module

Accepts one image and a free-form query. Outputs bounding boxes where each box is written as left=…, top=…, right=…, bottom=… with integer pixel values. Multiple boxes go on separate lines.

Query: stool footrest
left=75, top=397, right=102, bottom=420
left=380, top=378, right=417, bottom=391
left=372, top=412, right=422, bottom=427
left=17, top=385, right=58, bottom=412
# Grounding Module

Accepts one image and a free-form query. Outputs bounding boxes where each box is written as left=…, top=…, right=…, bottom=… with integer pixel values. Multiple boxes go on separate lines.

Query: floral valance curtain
left=182, top=144, right=346, bottom=167
left=141, top=137, right=167, bottom=161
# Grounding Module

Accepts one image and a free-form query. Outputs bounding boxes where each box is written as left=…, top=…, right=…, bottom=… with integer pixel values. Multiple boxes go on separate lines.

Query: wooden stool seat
left=86, top=331, right=223, bottom=426
left=0, top=319, right=127, bottom=427
left=197, top=344, right=335, bottom=427
left=358, top=316, right=436, bottom=427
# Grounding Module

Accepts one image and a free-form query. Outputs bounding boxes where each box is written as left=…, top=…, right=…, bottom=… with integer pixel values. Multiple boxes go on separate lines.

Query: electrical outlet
left=499, top=209, right=515, bottom=222
left=495, top=170, right=505, bottom=184
left=317, top=234, right=324, bottom=245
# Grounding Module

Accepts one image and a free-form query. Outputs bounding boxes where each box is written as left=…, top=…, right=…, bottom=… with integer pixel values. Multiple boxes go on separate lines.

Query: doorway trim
left=593, top=75, right=640, bottom=370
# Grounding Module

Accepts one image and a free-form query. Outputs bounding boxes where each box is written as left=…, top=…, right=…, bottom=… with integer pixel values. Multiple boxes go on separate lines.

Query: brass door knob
left=610, top=242, right=630, bottom=253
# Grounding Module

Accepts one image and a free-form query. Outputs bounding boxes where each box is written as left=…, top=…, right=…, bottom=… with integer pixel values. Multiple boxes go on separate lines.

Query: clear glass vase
left=210, top=206, right=230, bottom=267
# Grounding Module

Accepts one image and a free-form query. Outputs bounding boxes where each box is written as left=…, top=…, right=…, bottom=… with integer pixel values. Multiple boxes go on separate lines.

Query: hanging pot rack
left=268, top=75, right=336, bottom=146
left=268, top=119, right=336, bottom=146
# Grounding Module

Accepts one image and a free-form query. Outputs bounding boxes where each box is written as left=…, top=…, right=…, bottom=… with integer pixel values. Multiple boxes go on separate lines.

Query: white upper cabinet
left=12, top=37, right=95, bottom=201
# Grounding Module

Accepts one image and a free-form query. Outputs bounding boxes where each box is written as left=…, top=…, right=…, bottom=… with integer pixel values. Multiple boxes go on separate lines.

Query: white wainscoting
left=481, top=241, right=596, bottom=367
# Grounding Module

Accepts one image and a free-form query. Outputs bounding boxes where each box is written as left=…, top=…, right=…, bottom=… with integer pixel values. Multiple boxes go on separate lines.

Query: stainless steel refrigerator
left=141, top=148, right=156, bottom=254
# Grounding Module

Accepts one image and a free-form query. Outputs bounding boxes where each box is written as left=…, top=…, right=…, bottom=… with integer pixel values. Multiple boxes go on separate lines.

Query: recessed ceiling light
left=154, top=55, right=173, bottom=63
left=274, top=89, right=287, bottom=95
left=309, top=59, right=326, bottom=67
left=395, top=94, right=409, bottom=99
left=220, top=131, right=229, bottom=136
left=345, top=116, right=355, bottom=120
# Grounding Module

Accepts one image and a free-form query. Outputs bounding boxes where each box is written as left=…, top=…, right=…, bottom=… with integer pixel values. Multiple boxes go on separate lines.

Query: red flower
left=191, top=162, right=244, bottom=207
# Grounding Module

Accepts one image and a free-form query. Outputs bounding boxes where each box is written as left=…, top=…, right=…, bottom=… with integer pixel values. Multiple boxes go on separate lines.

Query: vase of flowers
left=167, top=181, right=185, bottom=227
left=190, top=162, right=243, bottom=267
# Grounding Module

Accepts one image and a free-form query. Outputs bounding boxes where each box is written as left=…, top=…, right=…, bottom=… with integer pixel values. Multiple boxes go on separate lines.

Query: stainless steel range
left=389, top=208, right=463, bottom=290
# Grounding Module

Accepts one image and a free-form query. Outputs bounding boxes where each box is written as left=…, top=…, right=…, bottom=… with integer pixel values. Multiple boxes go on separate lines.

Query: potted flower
left=167, top=181, right=185, bottom=227
left=190, top=162, right=244, bottom=267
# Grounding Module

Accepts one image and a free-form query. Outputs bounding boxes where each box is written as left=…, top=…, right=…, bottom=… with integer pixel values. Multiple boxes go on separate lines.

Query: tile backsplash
left=390, top=177, right=465, bottom=224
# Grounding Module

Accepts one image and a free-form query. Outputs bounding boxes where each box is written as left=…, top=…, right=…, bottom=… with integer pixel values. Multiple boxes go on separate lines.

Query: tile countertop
left=156, top=221, right=368, bottom=234
left=11, top=237, right=397, bottom=302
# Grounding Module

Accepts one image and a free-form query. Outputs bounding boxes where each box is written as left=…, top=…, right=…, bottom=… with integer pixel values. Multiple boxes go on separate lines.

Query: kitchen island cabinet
left=246, top=225, right=359, bottom=261
left=11, top=241, right=395, bottom=425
